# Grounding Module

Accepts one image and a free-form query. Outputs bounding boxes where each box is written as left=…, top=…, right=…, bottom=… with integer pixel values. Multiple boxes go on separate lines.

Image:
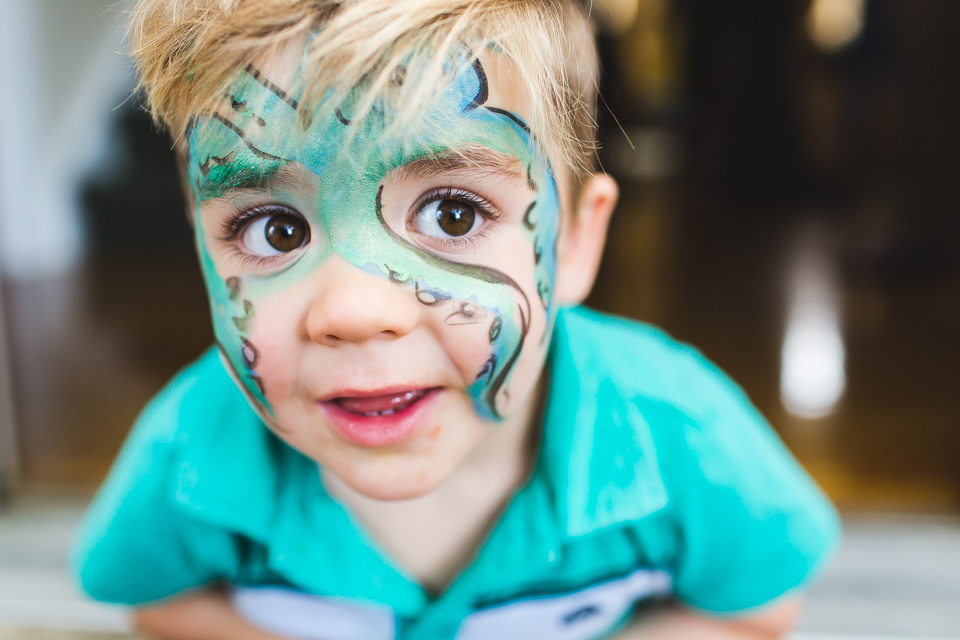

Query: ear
left=554, top=173, right=618, bottom=304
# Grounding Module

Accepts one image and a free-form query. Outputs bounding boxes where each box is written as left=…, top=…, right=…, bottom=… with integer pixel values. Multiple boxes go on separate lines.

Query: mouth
left=334, top=388, right=431, bottom=417
left=318, top=387, right=441, bottom=447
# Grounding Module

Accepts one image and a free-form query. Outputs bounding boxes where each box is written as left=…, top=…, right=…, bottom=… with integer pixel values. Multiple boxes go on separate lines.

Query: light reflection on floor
left=780, top=220, right=846, bottom=419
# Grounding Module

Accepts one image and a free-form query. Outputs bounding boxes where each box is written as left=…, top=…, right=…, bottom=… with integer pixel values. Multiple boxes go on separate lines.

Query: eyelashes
left=218, top=204, right=291, bottom=242
left=217, top=203, right=310, bottom=270
left=408, top=187, right=502, bottom=250
left=211, top=185, right=504, bottom=271
left=412, top=187, right=500, bottom=223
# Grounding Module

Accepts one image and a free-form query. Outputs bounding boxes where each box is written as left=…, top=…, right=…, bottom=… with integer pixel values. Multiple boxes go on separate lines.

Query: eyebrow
left=392, top=146, right=526, bottom=183
left=198, top=161, right=315, bottom=201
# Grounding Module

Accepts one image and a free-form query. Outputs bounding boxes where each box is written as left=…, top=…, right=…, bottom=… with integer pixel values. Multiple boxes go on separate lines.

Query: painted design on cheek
left=241, top=337, right=259, bottom=368
left=523, top=201, right=538, bottom=231
left=211, top=272, right=268, bottom=400
left=445, top=301, right=487, bottom=325
left=482, top=109, right=555, bottom=333
left=414, top=281, right=451, bottom=307
left=232, top=299, right=255, bottom=333
left=241, top=338, right=266, bottom=395
left=226, top=276, right=242, bottom=300
left=537, top=280, right=550, bottom=310
left=228, top=279, right=266, bottom=394
left=386, top=265, right=413, bottom=284
left=374, top=185, right=532, bottom=419
left=489, top=316, right=502, bottom=342
left=482, top=105, right=557, bottom=331
left=476, top=353, right=497, bottom=381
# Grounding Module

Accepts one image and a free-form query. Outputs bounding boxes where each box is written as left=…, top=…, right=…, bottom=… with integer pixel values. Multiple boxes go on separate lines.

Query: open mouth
left=320, top=387, right=441, bottom=447
left=334, top=389, right=430, bottom=417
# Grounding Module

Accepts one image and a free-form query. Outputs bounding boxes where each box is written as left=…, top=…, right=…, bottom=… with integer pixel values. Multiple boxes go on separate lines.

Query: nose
left=306, top=254, right=420, bottom=345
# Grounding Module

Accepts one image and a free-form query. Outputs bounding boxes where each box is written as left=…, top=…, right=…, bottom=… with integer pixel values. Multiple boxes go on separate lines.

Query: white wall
left=0, top=0, right=136, bottom=492
left=0, top=0, right=135, bottom=280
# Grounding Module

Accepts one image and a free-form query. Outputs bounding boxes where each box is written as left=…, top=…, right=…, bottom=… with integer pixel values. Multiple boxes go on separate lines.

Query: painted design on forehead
left=188, top=44, right=561, bottom=421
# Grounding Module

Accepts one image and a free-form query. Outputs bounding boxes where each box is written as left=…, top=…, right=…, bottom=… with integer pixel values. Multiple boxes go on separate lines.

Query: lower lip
left=319, top=388, right=441, bottom=447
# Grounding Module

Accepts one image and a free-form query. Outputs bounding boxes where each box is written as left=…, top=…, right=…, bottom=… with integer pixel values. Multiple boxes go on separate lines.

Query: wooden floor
left=3, top=178, right=959, bottom=513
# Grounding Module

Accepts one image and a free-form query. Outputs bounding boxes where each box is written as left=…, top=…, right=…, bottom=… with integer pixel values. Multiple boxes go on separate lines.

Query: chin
left=353, top=483, right=436, bottom=502
left=333, top=458, right=452, bottom=502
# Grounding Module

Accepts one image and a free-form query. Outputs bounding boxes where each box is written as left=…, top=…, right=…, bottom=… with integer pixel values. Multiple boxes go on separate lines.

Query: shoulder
left=552, top=305, right=833, bottom=508
left=132, top=347, right=252, bottom=444
left=72, top=348, right=282, bottom=604
left=553, top=306, right=754, bottom=425
left=547, top=307, right=841, bottom=612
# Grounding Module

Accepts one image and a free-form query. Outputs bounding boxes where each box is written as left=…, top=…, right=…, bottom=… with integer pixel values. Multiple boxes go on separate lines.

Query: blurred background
left=0, top=0, right=958, bottom=638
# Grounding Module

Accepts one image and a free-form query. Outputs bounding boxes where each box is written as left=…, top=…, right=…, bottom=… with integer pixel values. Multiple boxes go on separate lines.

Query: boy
left=74, top=0, right=840, bottom=638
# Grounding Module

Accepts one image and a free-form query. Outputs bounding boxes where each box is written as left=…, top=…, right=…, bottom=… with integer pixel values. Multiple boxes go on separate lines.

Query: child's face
left=186, top=44, right=567, bottom=498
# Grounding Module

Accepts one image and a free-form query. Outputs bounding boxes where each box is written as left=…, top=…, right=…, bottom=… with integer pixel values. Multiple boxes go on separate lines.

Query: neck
left=320, top=380, right=547, bottom=594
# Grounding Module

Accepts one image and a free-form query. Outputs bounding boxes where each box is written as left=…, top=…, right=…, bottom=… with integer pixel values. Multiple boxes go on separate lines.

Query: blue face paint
left=188, top=44, right=560, bottom=421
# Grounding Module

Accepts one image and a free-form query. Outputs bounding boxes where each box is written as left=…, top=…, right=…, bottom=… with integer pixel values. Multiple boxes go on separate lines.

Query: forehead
left=245, top=40, right=534, bottom=136
left=179, top=39, right=582, bottom=210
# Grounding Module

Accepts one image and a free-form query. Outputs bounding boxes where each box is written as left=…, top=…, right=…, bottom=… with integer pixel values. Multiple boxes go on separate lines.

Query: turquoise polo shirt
left=73, top=306, right=840, bottom=640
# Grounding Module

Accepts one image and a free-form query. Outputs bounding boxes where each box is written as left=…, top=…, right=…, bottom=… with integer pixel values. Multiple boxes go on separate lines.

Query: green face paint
left=188, top=45, right=561, bottom=422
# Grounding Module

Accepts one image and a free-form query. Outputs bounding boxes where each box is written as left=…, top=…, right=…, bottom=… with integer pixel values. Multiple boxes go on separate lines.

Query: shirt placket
left=398, top=473, right=563, bottom=640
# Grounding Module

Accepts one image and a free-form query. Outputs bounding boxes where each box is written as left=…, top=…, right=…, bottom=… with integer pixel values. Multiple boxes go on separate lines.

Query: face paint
left=188, top=44, right=561, bottom=422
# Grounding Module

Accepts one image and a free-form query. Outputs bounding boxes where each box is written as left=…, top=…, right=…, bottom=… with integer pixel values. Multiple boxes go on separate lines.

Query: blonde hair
left=129, top=0, right=600, bottom=178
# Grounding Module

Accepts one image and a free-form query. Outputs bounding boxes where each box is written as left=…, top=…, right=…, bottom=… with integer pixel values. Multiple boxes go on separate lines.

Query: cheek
left=426, top=240, right=551, bottom=419
left=492, top=232, right=552, bottom=334
left=486, top=232, right=554, bottom=415
left=434, top=316, right=496, bottom=384
left=243, top=287, right=309, bottom=396
left=500, top=319, right=550, bottom=406
left=495, top=281, right=551, bottom=415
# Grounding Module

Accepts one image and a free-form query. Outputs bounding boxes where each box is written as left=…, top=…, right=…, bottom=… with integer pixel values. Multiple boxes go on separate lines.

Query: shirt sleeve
left=71, top=365, right=243, bottom=605
left=662, top=350, right=841, bottom=614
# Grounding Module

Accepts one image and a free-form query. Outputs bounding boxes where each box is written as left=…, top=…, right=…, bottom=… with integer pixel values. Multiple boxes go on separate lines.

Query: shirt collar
left=541, top=306, right=670, bottom=539
left=171, top=351, right=282, bottom=543
left=171, top=362, right=427, bottom=612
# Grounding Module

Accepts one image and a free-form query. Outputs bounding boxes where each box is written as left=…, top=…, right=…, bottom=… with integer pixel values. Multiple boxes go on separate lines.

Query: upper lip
left=316, top=385, right=440, bottom=403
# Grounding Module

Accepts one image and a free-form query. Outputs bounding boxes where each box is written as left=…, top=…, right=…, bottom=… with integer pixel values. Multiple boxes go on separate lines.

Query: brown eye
left=435, top=200, right=476, bottom=237
left=264, top=213, right=308, bottom=252
left=410, top=192, right=488, bottom=245
left=240, top=210, right=310, bottom=257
